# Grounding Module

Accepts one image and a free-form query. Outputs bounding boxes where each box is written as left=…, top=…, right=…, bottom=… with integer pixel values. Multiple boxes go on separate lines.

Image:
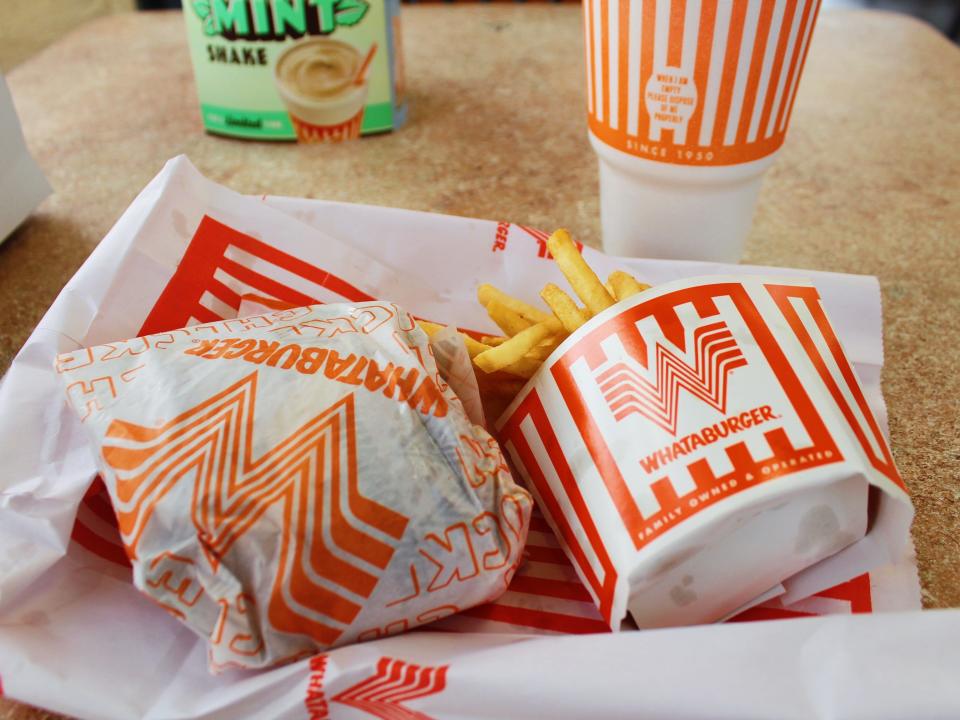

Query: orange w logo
left=331, top=657, right=448, bottom=720
left=101, top=372, right=408, bottom=647
left=595, top=320, right=747, bottom=435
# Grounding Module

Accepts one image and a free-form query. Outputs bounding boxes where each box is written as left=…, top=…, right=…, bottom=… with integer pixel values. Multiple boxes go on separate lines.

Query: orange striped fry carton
left=497, top=274, right=912, bottom=629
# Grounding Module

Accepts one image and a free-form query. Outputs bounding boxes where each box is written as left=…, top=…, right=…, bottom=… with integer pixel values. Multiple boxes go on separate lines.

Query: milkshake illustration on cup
left=274, top=39, right=376, bottom=143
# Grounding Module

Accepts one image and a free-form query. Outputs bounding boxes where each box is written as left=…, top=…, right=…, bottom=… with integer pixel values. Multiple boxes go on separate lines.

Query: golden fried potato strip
left=473, top=318, right=563, bottom=374
left=607, top=271, right=651, bottom=301
left=468, top=229, right=653, bottom=410
left=418, top=321, right=491, bottom=359
left=501, top=356, right=543, bottom=379
left=417, top=320, right=443, bottom=337
left=540, top=283, right=589, bottom=334
left=462, top=335, right=493, bottom=359
left=486, top=299, right=533, bottom=336
left=481, top=335, right=508, bottom=346
left=546, top=229, right=615, bottom=315
left=477, top=284, right=552, bottom=323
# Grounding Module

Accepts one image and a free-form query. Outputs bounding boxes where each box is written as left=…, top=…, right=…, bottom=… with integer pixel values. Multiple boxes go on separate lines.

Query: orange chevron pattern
left=100, top=371, right=408, bottom=648
left=331, top=657, right=448, bottom=720
left=595, top=320, right=747, bottom=435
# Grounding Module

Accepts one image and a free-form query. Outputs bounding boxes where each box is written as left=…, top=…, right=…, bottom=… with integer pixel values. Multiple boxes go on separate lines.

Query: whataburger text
left=184, top=337, right=449, bottom=418
left=638, top=404, right=780, bottom=475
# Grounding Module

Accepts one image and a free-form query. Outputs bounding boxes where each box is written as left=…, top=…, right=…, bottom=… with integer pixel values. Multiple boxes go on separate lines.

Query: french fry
left=482, top=336, right=508, bottom=346
left=501, top=357, right=542, bottom=379
left=546, top=229, right=615, bottom=315
left=541, top=283, right=589, bottom=334
left=418, top=321, right=492, bottom=359
left=608, top=271, right=651, bottom=302
left=486, top=299, right=533, bottom=336
left=477, top=284, right=552, bottom=323
left=462, top=335, right=493, bottom=359
left=417, top=320, right=444, bottom=337
left=470, top=228, right=652, bottom=408
left=527, top=335, right=564, bottom=362
left=473, top=318, right=563, bottom=374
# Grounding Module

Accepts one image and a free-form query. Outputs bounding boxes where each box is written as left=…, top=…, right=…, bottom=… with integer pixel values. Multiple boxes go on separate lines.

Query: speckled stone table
left=2, top=7, right=959, bottom=719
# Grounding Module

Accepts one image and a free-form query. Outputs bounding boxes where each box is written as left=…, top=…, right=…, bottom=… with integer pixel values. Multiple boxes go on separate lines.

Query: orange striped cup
left=583, top=0, right=822, bottom=260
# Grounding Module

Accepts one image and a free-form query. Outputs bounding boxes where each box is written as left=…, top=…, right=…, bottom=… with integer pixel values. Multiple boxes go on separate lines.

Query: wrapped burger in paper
left=497, top=275, right=913, bottom=629
left=56, top=301, right=532, bottom=670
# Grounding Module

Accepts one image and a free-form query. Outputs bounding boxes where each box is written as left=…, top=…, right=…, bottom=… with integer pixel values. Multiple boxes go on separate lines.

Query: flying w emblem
left=332, top=657, right=449, bottom=720
left=100, top=372, right=409, bottom=647
left=595, top=320, right=747, bottom=435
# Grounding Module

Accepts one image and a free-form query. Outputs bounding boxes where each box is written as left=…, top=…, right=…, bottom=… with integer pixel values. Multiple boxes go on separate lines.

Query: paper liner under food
left=0, top=156, right=922, bottom=719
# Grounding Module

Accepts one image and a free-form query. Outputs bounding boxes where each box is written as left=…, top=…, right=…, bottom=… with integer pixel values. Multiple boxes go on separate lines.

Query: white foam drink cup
left=583, top=0, right=823, bottom=260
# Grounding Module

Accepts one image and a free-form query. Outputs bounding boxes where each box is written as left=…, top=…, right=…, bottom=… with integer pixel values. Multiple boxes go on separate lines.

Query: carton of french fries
left=475, top=230, right=912, bottom=629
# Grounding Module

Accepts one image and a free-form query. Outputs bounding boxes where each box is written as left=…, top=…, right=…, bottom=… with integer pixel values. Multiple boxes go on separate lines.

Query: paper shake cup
left=275, top=38, right=370, bottom=143
left=583, top=0, right=823, bottom=260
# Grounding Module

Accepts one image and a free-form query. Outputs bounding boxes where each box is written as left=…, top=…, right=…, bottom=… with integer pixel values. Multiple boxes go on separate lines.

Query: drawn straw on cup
left=355, top=43, right=378, bottom=86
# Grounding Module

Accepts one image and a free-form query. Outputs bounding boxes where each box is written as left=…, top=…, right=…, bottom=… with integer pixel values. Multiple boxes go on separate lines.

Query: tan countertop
left=2, top=7, right=959, bottom=719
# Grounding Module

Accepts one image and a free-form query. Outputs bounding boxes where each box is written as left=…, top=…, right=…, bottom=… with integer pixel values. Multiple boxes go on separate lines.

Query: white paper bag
left=0, top=74, right=50, bottom=243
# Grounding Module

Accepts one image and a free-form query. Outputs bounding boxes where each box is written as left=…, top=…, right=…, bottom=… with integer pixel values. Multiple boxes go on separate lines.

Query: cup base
left=596, top=154, right=765, bottom=263
left=290, top=109, right=365, bottom=144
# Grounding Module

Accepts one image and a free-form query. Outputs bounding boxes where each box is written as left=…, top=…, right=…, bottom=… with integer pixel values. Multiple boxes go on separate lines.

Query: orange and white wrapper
left=55, top=301, right=532, bottom=670
left=0, top=157, right=931, bottom=720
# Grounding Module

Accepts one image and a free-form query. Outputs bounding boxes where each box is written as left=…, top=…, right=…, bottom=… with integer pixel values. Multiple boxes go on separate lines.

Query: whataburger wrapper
left=55, top=302, right=532, bottom=670
left=0, top=156, right=927, bottom=719
left=497, top=275, right=913, bottom=629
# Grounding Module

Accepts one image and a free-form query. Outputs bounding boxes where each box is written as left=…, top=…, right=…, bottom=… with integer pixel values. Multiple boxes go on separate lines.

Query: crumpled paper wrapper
left=56, top=301, right=531, bottom=670
left=0, top=156, right=930, bottom=719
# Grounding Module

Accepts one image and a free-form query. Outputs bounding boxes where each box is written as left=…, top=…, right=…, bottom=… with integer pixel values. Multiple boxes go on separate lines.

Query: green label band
left=201, top=102, right=396, bottom=139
